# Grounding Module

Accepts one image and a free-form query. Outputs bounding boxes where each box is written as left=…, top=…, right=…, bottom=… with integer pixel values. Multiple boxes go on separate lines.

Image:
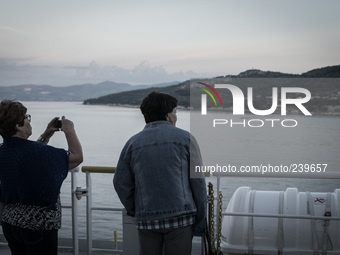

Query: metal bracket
left=75, top=187, right=88, bottom=200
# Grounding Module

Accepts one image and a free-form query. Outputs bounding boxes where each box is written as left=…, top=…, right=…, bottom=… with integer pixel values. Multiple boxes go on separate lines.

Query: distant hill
left=301, top=65, right=340, bottom=78
left=0, top=81, right=178, bottom=101
left=236, top=69, right=298, bottom=78
left=83, top=65, right=340, bottom=115
left=232, top=65, right=340, bottom=78
left=84, top=81, right=190, bottom=107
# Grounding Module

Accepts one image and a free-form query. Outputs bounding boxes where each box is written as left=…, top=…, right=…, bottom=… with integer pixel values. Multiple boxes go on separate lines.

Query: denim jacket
left=113, top=121, right=207, bottom=236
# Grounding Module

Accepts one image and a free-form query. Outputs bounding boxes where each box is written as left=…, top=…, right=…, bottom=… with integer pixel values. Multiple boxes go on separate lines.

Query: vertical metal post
left=86, top=172, right=93, bottom=255
left=216, top=174, right=221, bottom=200
left=71, top=168, right=79, bottom=255
left=216, top=174, right=221, bottom=239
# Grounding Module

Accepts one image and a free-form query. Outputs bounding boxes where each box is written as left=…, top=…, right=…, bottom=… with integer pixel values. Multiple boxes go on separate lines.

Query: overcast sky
left=1, top=0, right=339, bottom=86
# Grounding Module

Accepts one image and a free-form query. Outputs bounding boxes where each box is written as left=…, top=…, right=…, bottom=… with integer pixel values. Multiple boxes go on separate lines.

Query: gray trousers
left=138, top=225, right=192, bottom=255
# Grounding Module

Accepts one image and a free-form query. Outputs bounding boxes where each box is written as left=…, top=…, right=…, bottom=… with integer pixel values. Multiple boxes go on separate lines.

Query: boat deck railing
left=1, top=167, right=340, bottom=255
left=70, top=167, right=340, bottom=255
left=0, top=166, right=205, bottom=255
left=70, top=166, right=205, bottom=255
left=71, top=166, right=123, bottom=255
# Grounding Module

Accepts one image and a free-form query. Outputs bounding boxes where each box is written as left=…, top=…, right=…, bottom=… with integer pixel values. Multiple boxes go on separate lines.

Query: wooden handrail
left=81, top=166, right=116, bottom=174
left=81, top=165, right=210, bottom=177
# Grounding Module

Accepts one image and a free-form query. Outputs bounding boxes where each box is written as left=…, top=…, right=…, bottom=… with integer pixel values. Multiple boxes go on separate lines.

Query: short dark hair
left=0, top=100, right=27, bottom=139
left=140, top=91, right=177, bottom=123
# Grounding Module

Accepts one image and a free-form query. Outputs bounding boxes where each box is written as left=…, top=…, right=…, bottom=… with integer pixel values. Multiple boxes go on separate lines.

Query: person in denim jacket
left=113, top=91, right=207, bottom=255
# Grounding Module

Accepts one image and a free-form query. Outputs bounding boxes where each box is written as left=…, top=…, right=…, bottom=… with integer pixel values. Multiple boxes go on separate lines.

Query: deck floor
left=0, top=241, right=204, bottom=255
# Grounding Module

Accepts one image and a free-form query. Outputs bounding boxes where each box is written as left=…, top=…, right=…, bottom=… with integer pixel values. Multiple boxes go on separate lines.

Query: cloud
left=0, top=59, right=204, bottom=86
left=0, top=25, right=28, bottom=35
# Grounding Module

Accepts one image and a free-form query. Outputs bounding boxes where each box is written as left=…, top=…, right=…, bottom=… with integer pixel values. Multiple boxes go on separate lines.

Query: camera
left=54, top=119, right=62, bottom=129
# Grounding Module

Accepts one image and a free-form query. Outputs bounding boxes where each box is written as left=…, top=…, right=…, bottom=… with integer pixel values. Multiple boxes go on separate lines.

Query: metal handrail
left=81, top=166, right=116, bottom=174
left=78, top=166, right=206, bottom=255
left=222, top=212, right=340, bottom=221
left=77, top=166, right=123, bottom=255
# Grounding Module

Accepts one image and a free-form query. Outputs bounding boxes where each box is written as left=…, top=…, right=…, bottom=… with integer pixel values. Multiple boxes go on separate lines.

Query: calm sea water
left=1, top=101, right=339, bottom=241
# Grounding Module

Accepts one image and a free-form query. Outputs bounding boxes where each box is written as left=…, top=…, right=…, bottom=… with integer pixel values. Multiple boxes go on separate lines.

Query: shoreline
left=91, top=103, right=340, bottom=116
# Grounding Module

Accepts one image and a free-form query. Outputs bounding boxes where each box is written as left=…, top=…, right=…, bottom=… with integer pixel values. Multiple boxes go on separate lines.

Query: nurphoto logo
left=197, top=82, right=312, bottom=128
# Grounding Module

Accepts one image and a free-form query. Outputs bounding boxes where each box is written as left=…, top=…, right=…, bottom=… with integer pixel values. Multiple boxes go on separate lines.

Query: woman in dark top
left=0, top=99, right=83, bottom=255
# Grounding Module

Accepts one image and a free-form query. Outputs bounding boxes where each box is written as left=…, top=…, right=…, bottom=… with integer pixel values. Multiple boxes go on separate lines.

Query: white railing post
left=71, top=168, right=79, bottom=255
left=86, top=172, right=93, bottom=255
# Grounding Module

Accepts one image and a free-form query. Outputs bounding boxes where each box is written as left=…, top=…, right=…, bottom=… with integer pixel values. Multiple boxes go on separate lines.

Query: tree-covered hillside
left=83, top=65, right=340, bottom=115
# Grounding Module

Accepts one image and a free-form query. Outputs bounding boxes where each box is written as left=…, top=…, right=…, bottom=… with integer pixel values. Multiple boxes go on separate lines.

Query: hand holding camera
left=59, top=116, right=75, bottom=134
left=40, top=117, right=75, bottom=143
left=53, top=117, right=74, bottom=132
left=54, top=119, right=62, bottom=129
